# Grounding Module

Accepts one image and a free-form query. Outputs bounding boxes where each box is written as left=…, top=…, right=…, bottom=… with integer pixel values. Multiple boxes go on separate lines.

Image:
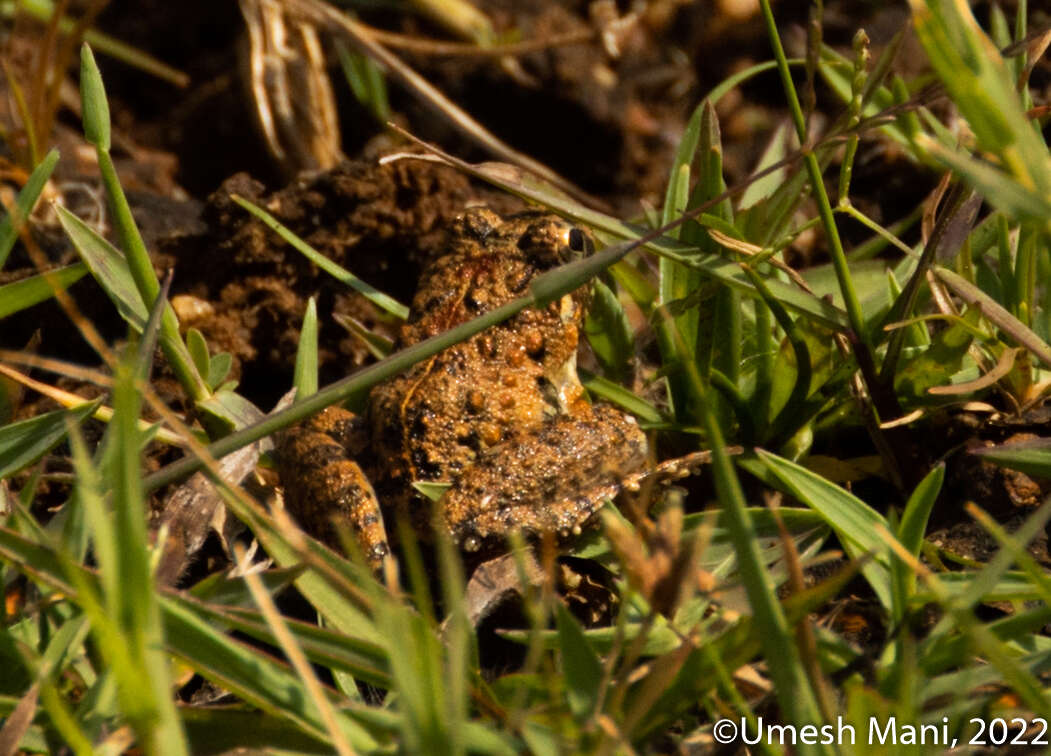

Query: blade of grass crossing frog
left=294, top=297, right=319, bottom=398
left=231, top=195, right=409, bottom=320
left=0, top=264, right=88, bottom=320
left=0, top=149, right=58, bottom=270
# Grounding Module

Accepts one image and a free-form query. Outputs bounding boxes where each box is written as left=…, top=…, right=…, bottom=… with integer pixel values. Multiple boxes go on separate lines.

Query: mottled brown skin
left=277, top=209, right=648, bottom=568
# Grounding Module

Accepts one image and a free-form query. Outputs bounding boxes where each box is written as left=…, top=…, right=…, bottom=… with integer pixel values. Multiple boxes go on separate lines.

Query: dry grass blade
left=352, top=24, right=594, bottom=57
left=238, top=0, right=342, bottom=172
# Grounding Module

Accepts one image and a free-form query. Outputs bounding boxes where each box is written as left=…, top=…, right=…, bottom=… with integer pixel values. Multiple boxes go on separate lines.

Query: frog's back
left=368, top=209, right=589, bottom=515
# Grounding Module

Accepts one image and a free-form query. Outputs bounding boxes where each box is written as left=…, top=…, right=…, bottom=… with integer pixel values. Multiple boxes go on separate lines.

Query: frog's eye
left=566, top=228, right=588, bottom=253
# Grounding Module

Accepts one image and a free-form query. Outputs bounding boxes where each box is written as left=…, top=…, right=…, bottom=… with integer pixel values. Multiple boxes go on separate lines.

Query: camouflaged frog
left=277, top=208, right=648, bottom=569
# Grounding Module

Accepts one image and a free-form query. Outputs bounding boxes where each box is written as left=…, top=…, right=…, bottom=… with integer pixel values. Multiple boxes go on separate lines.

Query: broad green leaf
left=207, top=352, right=233, bottom=391
left=894, top=309, right=977, bottom=400
left=195, top=389, right=263, bottom=433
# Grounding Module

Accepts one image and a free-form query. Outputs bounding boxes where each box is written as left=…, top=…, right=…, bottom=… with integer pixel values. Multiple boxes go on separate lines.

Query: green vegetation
left=2, top=0, right=1051, bottom=753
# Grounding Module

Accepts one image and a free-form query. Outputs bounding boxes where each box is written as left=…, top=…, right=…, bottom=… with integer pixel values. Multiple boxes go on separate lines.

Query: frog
left=276, top=208, right=650, bottom=570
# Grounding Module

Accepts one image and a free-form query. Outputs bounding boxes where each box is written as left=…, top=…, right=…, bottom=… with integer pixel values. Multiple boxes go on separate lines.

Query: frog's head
left=451, top=208, right=594, bottom=270
left=512, top=213, right=594, bottom=271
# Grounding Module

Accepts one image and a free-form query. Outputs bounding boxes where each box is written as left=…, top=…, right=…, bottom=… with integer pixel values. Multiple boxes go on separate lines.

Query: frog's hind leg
left=276, top=406, right=391, bottom=570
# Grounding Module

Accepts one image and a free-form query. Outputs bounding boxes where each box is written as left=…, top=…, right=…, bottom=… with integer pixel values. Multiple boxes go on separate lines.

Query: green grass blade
left=0, top=401, right=99, bottom=480
left=180, top=708, right=334, bottom=754
left=910, top=0, right=1051, bottom=198
left=80, top=44, right=209, bottom=404
left=934, top=265, right=1051, bottom=367
left=0, top=149, right=59, bottom=270
left=554, top=602, right=603, bottom=721
left=584, top=279, right=634, bottom=383
left=897, top=465, right=944, bottom=557
left=293, top=296, right=319, bottom=398
left=231, top=195, right=409, bottom=320
left=756, top=449, right=893, bottom=607
left=55, top=205, right=147, bottom=330
left=107, top=354, right=188, bottom=754
left=0, top=264, right=88, bottom=320
left=971, top=437, right=1051, bottom=478
left=178, top=595, right=390, bottom=688
left=161, top=596, right=382, bottom=750
left=890, top=465, right=944, bottom=634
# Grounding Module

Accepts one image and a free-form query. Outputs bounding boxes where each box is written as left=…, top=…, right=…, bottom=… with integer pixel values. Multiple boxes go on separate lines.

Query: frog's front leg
left=276, top=406, right=391, bottom=569
left=439, top=404, right=649, bottom=555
